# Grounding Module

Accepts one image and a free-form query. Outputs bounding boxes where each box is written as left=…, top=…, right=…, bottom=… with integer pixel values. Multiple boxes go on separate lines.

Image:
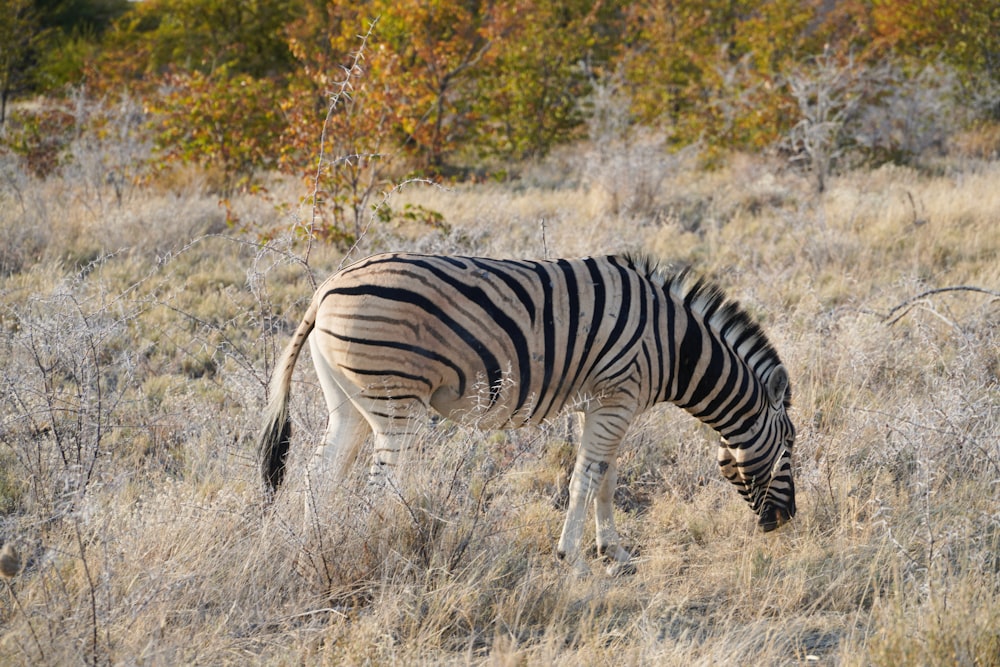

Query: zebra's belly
left=428, top=379, right=574, bottom=430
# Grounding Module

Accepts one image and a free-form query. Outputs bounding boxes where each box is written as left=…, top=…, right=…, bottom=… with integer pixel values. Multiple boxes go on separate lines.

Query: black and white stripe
left=258, top=253, right=796, bottom=570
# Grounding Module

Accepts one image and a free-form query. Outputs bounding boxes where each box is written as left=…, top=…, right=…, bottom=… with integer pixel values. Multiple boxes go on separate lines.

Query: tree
left=75, top=0, right=305, bottom=194
left=620, top=0, right=820, bottom=151
left=0, top=0, right=44, bottom=125
left=371, top=0, right=504, bottom=169
left=474, top=0, right=626, bottom=160
left=283, top=16, right=401, bottom=241
left=287, top=0, right=509, bottom=170
left=92, top=0, right=301, bottom=82
left=33, top=0, right=131, bottom=36
left=781, top=51, right=868, bottom=193
left=0, top=0, right=131, bottom=104
left=147, top=67, right=286, bottom=193
left=870, top=0, right=1000, bottom=83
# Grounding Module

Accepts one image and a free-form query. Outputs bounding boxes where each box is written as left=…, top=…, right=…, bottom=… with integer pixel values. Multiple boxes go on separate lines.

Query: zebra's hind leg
left=354, top=394, right=430, bottom=493
left=304, top=338, right=372, bottom=532
left=595, top=459, right=635, bottom=576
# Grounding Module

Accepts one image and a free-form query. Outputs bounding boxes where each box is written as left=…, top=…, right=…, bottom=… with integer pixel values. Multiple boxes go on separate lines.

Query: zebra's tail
left=258, top=294, right=320, bottom=497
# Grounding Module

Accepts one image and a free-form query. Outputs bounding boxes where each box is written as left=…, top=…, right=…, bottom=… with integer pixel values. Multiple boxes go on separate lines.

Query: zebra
left=258, top=252, right=796, bottom=572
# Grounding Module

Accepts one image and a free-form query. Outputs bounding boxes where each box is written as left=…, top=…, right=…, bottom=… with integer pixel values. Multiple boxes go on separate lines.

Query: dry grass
left=1, top=146, right=998, bottom=665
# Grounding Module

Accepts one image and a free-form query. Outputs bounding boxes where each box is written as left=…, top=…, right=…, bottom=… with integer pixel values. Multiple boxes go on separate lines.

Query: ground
left=0, top=145, right=998, bottom=665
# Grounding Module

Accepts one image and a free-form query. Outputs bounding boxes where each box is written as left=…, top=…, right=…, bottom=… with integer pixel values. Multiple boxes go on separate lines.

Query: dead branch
left=884, top=286, right=1000, bottom=326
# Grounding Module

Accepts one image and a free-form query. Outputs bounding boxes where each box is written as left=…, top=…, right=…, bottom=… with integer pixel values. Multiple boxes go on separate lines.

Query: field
left=1, top=143, right=998, bottom=665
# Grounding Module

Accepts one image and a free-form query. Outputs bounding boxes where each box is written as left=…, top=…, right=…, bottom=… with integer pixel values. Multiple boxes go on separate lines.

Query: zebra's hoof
left=571, top=558, right=592, bottom=578
left=605, top=559, right=637, bottom=576
left=598, top=544, right=637, bottom=576
left=0, top=542, right=20, bottom=579
left=556, top=550, right=593, bottom=578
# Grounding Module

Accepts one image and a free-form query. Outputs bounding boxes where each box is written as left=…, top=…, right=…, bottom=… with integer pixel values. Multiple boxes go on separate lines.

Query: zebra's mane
left=624, top=254, right=790, bottom=405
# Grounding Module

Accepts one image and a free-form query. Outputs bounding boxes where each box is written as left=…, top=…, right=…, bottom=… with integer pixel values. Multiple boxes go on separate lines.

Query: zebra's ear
left=766, top=365, right=789, bottom=406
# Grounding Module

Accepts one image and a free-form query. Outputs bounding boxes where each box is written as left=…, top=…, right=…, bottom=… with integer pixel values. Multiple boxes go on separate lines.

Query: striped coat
left=259, top=253, right=796, bottom=572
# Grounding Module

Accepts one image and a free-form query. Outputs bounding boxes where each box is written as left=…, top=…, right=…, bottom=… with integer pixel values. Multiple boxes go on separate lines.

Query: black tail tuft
left=260, top=412, right=291, bottom=499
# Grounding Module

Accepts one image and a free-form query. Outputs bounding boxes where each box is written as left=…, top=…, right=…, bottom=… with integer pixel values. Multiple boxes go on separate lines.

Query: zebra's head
left=717, top=364, right=796, bottom=532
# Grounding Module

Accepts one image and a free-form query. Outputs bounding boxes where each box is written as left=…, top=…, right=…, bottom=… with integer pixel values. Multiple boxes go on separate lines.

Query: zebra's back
left=313, top=252, right=661, bottom=428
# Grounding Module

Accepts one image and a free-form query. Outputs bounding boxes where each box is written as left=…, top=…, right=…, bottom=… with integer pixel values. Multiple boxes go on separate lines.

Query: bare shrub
left=782, top=53, right=972, bottom=192
left=0, top=234, right=294, bottom=664
left=852, top=61, right=963, bottom=166
left=0, top=153, right=49, bottom=276
left=62, top=89, right=152, bottom=212
left=781, top=51, right=870, bottom=193
left=579, top=72, right=697, bottom=221
left=1, top=264, right=144, bottom=515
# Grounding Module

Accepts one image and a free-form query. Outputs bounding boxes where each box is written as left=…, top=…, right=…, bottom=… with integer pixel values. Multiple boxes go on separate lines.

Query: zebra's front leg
left=556, top=407, right=630, bottom=575
left=556, top=457, right=601, bottom=577
left=594, top=459, right=635, bottom=575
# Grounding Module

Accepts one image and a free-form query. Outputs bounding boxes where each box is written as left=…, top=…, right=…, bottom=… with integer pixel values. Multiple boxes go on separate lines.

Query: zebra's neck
left=645, top=267, right=782, bottom=439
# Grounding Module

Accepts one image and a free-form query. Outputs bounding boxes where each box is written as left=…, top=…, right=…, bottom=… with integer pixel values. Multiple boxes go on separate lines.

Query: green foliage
left=474, top=0, right=627, bottom=160
left=148, top=68, right=286, bottom=193
left=100, top=0, right=300, bottom=79
left=33, top=0, right=131, bottom=36
left=870, top=0, right=1000, bottom=83
left=0, top=0, right=45, bottom=124
left=622, top=0, right=816, bottom=152
left=281, top=14, right=400, bottom=242
left=0, top=103, right=76, bottom=177
left=0, top=0, right=129, bottom=105
left=370, top=0, right=499, bottom=168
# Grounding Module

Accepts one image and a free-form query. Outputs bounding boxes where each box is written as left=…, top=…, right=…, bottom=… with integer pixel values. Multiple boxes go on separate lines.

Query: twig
left=852, top=406, right=1000, bottom=478
left=339, top=177, right=442, bottom=270
left=3, top=579, right=46, bottom=661
left=71, top=517, right=100, bottom=666
left=883, top=286, right=1000, bottom=326
left=305, top=19, right=380, bottom=277
left=279, top=606, right=349, bottom=622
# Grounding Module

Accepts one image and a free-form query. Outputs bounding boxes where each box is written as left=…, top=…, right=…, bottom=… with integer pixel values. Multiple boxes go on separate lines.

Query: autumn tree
left=0, top=0, right=131, bottom=103
left=622, top=0, right=747, bottom=135
left=77, top=0, right=305, bottom=193
left=99, top=0, right=300, bottom=79
left=621, top=0, right=819, bottom=151
left=869, top=0, right=1000, bottom=83
left=12, top=0, right=1000, bottom=198
left=278, top=1, right=508, bottom=243
left=146, top=68, right=286, bottom=193
left=370, top=0, right=508, bottom=170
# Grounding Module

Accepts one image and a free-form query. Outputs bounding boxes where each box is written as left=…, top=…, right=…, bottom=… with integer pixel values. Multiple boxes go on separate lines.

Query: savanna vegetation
left=1, top=0, right=999, bottom=664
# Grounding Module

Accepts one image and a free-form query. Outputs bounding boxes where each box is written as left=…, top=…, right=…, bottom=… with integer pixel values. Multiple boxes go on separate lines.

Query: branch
left=884, top=286, right=1000, bottom=326
left=339, top=177, right=442, bottom=270
left=305, top=18, right=379, bottom=278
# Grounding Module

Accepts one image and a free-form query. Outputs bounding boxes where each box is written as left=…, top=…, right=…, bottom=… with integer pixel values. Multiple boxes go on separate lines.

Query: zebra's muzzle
left=758, top=505, right=793, bottom=532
